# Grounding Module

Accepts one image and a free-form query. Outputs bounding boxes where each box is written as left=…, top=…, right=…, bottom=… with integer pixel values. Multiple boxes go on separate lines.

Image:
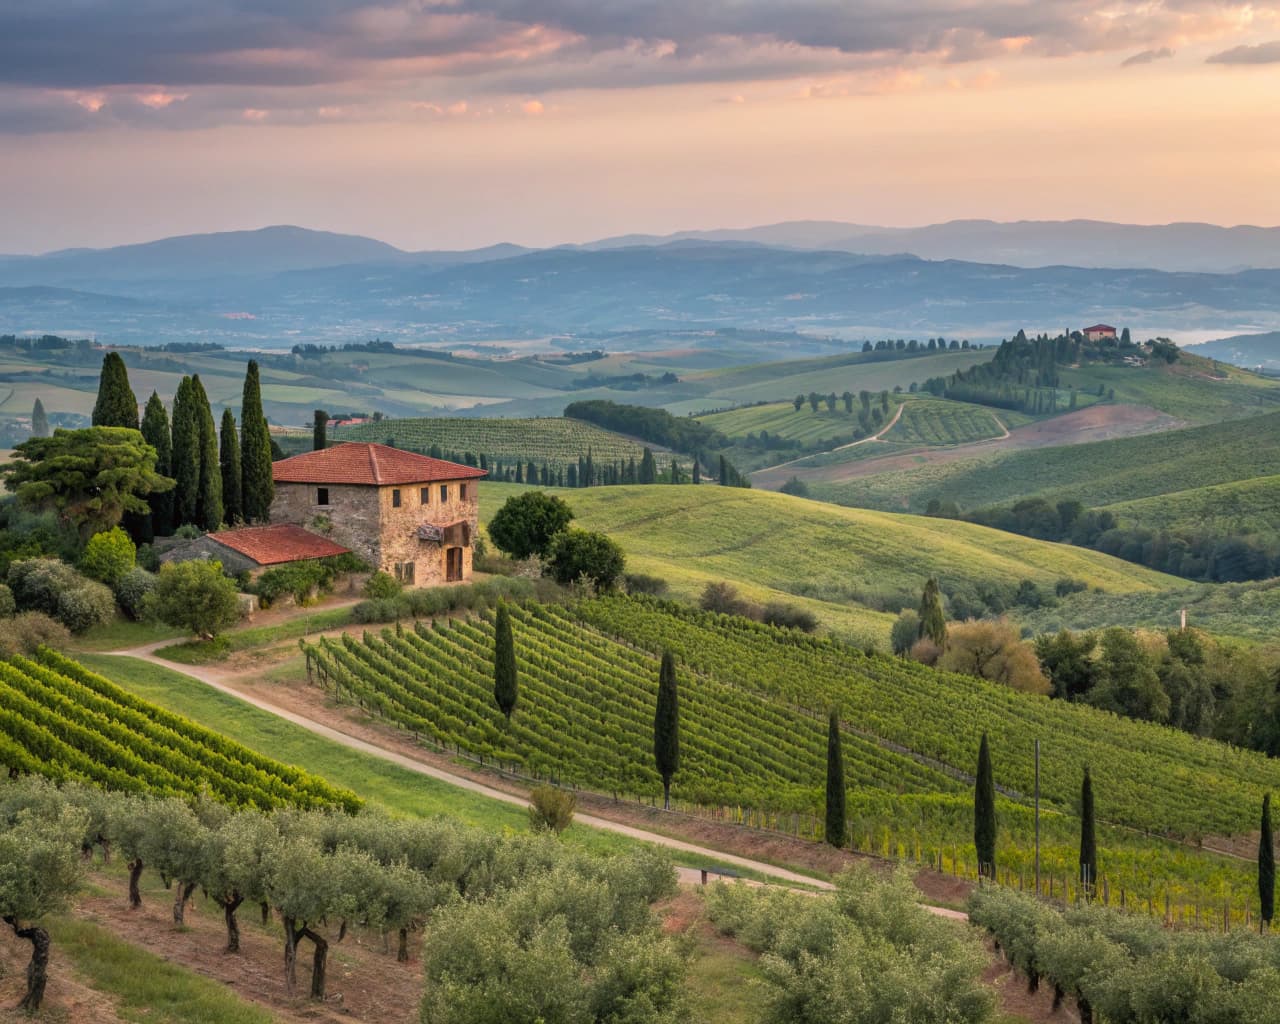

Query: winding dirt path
left=751, top=399, right=906, bottom=476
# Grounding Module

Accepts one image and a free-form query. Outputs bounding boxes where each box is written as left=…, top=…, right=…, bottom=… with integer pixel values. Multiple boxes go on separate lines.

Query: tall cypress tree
left=1261, top=793, right=1275, bottom=930
left=825, top=708, right=846, bottom=848
left=974, top=732, right=996, bottom=880
left=140, top=392, right=175, bottom=536
left=692, top=457, right=700, bottom=485
left=220, top=408, right=243, bottom=525
left=1079, top=767, right=1098, bottom=894
left=240, top=360, right=274, bottom=522
left=918, top=578, right=947, bottom=647
left=654, top=650, right=680, bottom=810
left=92, top=352, right=139, bottom=429
left=718, top=454, right=729, bottom=486
left=170, top=377, right=201, bottom=528
left=30, top=398, right=49, bottom=438
left=638, top=448, right=657, bottom=485
left=312, top=409, right=329, bottom=452
left=191, top=375, right=223, bottom=530
left=493, top=602, right=518, bottom=720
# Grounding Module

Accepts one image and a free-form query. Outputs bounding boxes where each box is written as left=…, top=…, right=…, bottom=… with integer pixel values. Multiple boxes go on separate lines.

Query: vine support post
left=1033, top=738, right=1041, bottom=900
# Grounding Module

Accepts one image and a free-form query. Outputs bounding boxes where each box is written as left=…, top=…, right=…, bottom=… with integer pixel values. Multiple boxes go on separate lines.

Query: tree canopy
left=240, top=360, right=274, bottom=522
left=488, top=491, right=574, bottom=560
left=91, top=352, right=139, bottom=430
left=3, top=427, right=174, bottom=540
left=145, top=559, right=240, bottom=639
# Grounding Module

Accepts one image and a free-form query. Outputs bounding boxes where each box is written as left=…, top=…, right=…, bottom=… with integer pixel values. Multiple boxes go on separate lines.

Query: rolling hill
left=1188, top=330, right=1280, bottom=371
left=1101, top=474, right=1280, bottom=536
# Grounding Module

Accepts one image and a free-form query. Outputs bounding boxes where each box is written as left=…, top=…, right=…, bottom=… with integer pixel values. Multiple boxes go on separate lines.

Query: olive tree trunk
left=128, top=859, right=144, bottom=909
left=173, top=881, right=197, bottom=925
left=223, top=896, right=244, bottom=953
left=302, top=926, right=328, bottom=1000
left=397, top=927, right=409, bottom=963
left=5, top=918, right=50, bottom=1011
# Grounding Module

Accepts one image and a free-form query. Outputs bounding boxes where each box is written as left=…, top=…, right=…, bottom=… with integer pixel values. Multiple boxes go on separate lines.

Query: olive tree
left=201, top=811, right=276, bottom=953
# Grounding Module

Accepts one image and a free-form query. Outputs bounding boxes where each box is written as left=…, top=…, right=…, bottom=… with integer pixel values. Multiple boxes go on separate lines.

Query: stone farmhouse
left=270, top=443, right=486, bottom=586
left=1082, top=323, right=1117, bottom=342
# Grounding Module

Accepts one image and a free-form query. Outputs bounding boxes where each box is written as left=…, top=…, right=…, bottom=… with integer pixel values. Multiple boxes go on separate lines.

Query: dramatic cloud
left=0, top=1, right=1275, bottom=132
left=1206, top=40, right=1280, bottom=64
left=1122, top=47, right=1175, bottom=66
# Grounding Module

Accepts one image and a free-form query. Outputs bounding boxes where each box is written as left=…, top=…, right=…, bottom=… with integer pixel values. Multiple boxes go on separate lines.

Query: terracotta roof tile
left=273, top=442, right=488, bottom=486
left=207, top=525, right=350, bottom=566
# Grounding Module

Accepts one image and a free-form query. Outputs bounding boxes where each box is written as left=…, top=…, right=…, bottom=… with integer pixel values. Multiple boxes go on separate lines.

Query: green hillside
left=479, top=482, right=1180, bottom=641
left=331, top=416, right=671, bottom=471
left=699, top=400, right=885, bottom=446
left=884, top=396, right=1015, bottom=445
left=810, top=410, right=1280, bottom=513
left=1101, top=474, right=1280, bottom=535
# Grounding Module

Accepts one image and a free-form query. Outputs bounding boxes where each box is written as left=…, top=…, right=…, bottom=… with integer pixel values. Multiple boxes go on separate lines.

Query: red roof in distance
left=208, top=525, right=350, bottom=566
left=273, top=442, right=488, bottom=486
left=1083, top=324, right=1117, bottom=333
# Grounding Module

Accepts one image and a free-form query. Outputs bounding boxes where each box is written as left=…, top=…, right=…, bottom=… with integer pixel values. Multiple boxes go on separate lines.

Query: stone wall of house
left=270, top=477, right=479, bottom=586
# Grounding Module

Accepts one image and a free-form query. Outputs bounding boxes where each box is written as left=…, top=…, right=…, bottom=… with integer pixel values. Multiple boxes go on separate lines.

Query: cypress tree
left=824, top=708, right=846, bottom=848
left=918, top=578, right=947, bottom=647
left=191, top=375, right=223, bottom=530
left=220, top=408, right=243, bottom=525
left=718, top=454, right=729, bottom=486
left=639, top=448, right=657, bottom=485
left=493, top=601, right=517, bottom=720
left=92, top=352, right=139, bottom=429
left=692, top=458, right=700, bottom=485
left=1079, top=767, right=1097, bottom=894
left=974, top=733, right=996, bottom=880
left=240, top=360, right=274, bottom=522
left=1261, top=794, right=1275, bottom=930
left=170, top=377, right=201, bottom=528
left=30, top=398, right=49, bottom=438
left=140, top=391, right=175, bottom=536
left=654, top=650, right=680, bottom=810
left=312, top=409, right=329, bottom=451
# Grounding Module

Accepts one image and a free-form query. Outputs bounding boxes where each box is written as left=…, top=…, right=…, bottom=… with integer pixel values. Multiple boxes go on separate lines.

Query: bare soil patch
left=982, top=938, right=1081, bottom=1024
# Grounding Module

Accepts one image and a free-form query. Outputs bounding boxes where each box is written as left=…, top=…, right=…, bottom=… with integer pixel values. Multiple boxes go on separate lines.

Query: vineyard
left=883, top=397, right=1009, bottom=446
left=0, top=649, right=358, bottom=811
left=697, top=401, right=878, bottom=446
left=333, top=416, right=671, bottom=471
left=1101, top=473, right=1280, bottom=536
left=302, top=595, right=1270, bottom=910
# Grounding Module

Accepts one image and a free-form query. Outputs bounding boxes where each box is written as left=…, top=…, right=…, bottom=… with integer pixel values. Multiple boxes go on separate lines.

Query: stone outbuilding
left=270, top=442, right=486, bottom=587
left=160, top=523, right=352, bottom=578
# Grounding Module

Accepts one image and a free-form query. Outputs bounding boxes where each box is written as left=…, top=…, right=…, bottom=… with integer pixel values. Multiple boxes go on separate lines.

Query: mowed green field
left=332, top=416, right=670, bottom=470
left=479, top=482, right=1180, bottom=642
left=1101, top=474, right=1280, bottom=535
left=810, top=410, right=1280, bottom=513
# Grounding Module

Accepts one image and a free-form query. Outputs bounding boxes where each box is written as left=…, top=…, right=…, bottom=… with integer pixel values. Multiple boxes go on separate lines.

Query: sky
left=1, top=1, right=1279, bottom=253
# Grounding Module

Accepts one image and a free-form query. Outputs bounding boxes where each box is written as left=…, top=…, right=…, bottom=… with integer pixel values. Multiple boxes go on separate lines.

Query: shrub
left=488, top=491, right=574, bottom=559
left=145, top=560, right=241, bottom=639
left=779, top=476, right=810, bottom=498
left=114, top=568, right=157, bottom=621
left=699, top=581, right=757, bottom=618
left=135, top=543, right=160, bottom=572
left=0, top=583, right=13, bottom=618
left=7, top=558, right=115, bottom=634
left=544, top=530, right=625, bottom=590
left=351, top=598, right=406, bottom=624
left=624, top=573, right=668, bottom=596
left=79, top=526, right=136, bottom=587
left=173, top=523, right=201, bottom=540
left=363, top=571, right=402, bottom=600
left=890, top=609, right=921, bottom=655
left=0, top=612, right=71, bottom=656
left=761, top=602, right=818, bottom=632
left=528, top=785, right=577, bottom=834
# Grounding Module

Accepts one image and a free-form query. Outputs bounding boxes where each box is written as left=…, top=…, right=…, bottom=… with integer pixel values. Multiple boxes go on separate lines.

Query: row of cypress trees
left=93, top=352, right=274, bottom=536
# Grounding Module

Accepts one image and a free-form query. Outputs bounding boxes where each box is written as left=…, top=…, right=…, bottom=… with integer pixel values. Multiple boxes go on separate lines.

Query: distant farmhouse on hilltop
left=1082, top=324, right=1118, bottom=342
left=167, top=443, right=485, bottom=587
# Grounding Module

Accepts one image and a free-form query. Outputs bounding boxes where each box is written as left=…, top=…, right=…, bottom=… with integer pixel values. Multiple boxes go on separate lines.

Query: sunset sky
left=2, top=1, right=1279, bottom=253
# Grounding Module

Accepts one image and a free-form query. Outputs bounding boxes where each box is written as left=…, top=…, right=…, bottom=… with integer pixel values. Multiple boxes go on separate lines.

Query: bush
left=114, top=568, right=157, bottom=621
left=528, top=785, right=577, bottom=834
left=145, top=560, right=241, bottom=639
left=0, top=611, right=71, bottom=656
left=624, top=573, right=668, bottom=596
left=0, top=583, right=13, bottom=618
left=7, top=558, right=115, bottom=634
left=544, top=530, right=625, bottom=590
left=351, top=598, right=405, bottom=624
left=760, top=602, right=818, bottom=632
left=779, top=476, right=811, bottom=498
left=80, top=526, right=136, bottom=587
left=135, top=543, right=160, bottom=572
left=699, top=581, right=758, bottom=618
left=363, top=571, right=402, bottom=600
left=890, top=609, right=920, bottom=655
left=173, top=523, right=202, bottom=540
left=489, top=491, right=574, bottom=559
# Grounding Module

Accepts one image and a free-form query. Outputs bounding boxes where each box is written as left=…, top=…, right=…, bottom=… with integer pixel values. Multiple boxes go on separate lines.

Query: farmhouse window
left=439, top=484, right=449, bottom=503
left=403, top=562, right=415, bottom=585
left=420, top=487, right=431, bottom=505
left=392, top=488, right=401, bottom=508
left=316, top=487, right=330, bottom=506
left=460, top=484, right=469, bottom=500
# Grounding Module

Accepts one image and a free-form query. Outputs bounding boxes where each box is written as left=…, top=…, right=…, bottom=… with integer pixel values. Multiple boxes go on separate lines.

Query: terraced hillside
left=479, top=481, right=1180, bottom=641
left=809, top=410, right=1280, bottom=513
left=305, top=596, right=1268, bottom=904
left=332, top=416, right=670, bottom=471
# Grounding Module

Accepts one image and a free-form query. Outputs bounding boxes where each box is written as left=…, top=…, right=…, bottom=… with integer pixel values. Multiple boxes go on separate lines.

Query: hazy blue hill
left=1188, top=331, right=1280, bottom=370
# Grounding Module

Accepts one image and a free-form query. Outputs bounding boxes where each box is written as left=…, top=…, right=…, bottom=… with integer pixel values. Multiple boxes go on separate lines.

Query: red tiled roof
left=208, top=525, right=350, bottom=566
left=272, top=442, right=488, bottom=486
left=1083, top=324, right=1116, bottom=333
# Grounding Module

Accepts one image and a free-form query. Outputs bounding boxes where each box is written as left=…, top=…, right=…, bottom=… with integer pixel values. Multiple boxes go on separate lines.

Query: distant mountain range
left=1188, top=331, right=1280, bottom=371
left=4, top=223, right=1280, bottom=347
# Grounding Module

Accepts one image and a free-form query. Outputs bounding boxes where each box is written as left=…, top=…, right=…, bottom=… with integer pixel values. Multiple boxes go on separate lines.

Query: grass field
left=479, top=481, right=1180, bottom=642
left=809, top=410, right=1280, bottom=513
left=1101, top=474, right=1280, bottom=535
left=331, top=416, right=671, bottom=470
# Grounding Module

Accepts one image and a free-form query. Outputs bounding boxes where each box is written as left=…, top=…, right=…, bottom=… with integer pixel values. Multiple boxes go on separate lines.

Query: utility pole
left=1034, top=739, right=1041, bottom=896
